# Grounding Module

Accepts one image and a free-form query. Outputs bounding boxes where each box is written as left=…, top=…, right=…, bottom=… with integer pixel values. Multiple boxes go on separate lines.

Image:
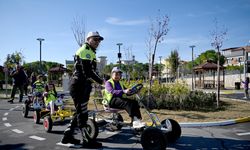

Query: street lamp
left=117, top=43, right=123, bottom=68
left=37, top=38, right=45, bottom=72
left=190, top=45, right=195, bottom=90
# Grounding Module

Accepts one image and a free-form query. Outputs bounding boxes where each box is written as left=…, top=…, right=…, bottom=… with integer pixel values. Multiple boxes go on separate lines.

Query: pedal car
left=88, top=83, right=182, bottom=150
left=22, top=92, right=44, bottom=118
left=32, top=94, right=74, bottom=132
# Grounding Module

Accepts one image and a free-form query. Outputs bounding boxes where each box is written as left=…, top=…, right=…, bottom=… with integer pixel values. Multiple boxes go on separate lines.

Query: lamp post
left=117, top=43, right=123, bottom=68
left=37, top=38, right=45, bottom=72
left=190, top=45, right=195, bottom=90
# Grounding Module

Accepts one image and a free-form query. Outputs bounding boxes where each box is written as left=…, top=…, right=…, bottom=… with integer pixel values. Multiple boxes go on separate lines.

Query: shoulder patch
left=86, top=54, right=91, bottom=59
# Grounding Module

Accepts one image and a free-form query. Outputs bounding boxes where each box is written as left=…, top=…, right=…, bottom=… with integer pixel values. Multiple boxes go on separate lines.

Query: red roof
left=49, top=66, right=68, bottom=72
left=222, top=46, right=250, bottom=52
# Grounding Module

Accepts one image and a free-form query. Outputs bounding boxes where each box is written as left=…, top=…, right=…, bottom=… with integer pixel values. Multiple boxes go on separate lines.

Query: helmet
left=86, top=31, right=104, bottom=41
left=111, top=67, right=122, bottom=74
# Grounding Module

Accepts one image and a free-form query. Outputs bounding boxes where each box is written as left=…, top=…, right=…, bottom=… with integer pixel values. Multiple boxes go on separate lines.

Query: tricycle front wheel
left=141, top=127, right=167, bottom=150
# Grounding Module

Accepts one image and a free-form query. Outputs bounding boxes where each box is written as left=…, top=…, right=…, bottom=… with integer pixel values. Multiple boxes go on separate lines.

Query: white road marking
left=29, top=135, right=46, bottom=141
left=12, top=129, right=24, bottom=134
left=105, top=131, right=120, bottom=135
left=56, top=142, right=82, bottom=148
left=4, top=123, right=12, bottom=127
left=9, top=106, right=20, bottom=111
left=237, top=132, right=250, bottom=136
left=4, top=112, right=9, bottom=116
left=2, top=117, right=7, bottom=121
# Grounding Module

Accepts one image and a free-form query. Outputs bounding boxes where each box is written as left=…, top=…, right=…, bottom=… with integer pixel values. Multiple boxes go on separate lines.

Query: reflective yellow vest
left=75, top=44, right=96, bottom=61
left=104, top=79, right=127, bottom=102
left=44, top=91, right=57, bottom=106
left=33, top=80, right=44, bottom=93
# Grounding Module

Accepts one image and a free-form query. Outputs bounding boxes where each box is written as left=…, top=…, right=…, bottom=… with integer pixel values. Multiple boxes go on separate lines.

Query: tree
left=146, top=10, right=170, bottom=107
left=193, top=50, right=225, bottom=66
left=23, top=61, right=62, bottom=77
left=4, top=51, right=24, bottom=69
left=210, top=18, right=227, bottom=108
left=168, top=50, right=180, bottom=79
left=71, top=16, right=86, bottom=47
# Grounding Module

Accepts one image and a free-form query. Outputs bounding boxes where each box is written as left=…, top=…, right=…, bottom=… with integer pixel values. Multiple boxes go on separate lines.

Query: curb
left=180, top=116, right=250, bottom=128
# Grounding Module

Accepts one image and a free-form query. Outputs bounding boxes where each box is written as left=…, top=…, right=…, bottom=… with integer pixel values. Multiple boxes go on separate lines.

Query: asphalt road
left=0, top=98, right=249, bottom=150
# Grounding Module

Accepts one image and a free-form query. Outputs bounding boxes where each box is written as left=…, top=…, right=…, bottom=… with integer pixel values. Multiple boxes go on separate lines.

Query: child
left=32, top=75, right=45, bottom=96
left=44, top=83, right=63, bottom=114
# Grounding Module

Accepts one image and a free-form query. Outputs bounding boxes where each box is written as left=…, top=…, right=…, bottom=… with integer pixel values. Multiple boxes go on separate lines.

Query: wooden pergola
left=48, top=65, right=70, bottom=86
left=194, top=61, right=225, bottom=89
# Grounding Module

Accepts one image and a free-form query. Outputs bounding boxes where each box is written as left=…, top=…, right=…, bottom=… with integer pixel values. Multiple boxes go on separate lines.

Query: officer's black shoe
left=61, top=135, right=81, bottom=145
left=8, top=99, right=13, bottom=104
left=82, top=140, right=103, bottom=149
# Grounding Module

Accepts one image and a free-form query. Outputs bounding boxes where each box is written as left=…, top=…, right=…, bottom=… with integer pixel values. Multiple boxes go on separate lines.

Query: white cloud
left=105, top=17, right=148, bottom=26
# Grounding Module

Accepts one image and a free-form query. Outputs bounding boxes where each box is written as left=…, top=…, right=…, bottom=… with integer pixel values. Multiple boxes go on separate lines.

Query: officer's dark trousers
left=67, top=77, right=92, bottom=132
left=10, top=84, right=24, bottom=102
left=109, top=97, right=142, bottom=120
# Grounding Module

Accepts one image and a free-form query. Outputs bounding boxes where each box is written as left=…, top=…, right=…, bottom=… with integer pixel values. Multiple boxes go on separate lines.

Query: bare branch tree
left=145, top=28, right=153, bottom=81
left=145, top=10, right=170, bottom=107
left=124, top=46, right=133, bottom=60
left=210, top=18, right=227, bottom=108
left=71, top=16, right=86, bottom=47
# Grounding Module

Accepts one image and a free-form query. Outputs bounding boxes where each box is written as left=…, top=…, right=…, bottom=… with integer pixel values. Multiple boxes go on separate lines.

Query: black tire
left=141, top=127, right=167, bottom=150
left=22, top=104, right=29, bottom=118
left=33, top=109, right=41, bottom=124
left=81, top=118, right=98, bottom=141
left=111, top=113, right=124, bottom=131
left=161, top=119, right=181, bottom=143
left=43, top=116, right=53, bottom=132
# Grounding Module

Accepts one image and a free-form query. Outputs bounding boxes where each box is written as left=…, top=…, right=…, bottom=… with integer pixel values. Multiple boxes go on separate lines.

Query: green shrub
left=139, top=80, right=216, bottom=111
left=93, top=79, right=217, bottom=111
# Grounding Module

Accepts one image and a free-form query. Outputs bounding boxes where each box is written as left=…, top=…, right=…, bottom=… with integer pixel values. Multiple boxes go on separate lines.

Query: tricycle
left=88, top=83, right=182, bottom=150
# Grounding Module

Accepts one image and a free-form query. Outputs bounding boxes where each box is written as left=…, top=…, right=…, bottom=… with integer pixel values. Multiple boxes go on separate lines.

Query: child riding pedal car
left=43, top=83, right=63, bottom=115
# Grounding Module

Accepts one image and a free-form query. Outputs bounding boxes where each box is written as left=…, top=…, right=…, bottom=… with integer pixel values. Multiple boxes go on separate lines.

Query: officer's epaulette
left=84, top=43, right=90, bottom=50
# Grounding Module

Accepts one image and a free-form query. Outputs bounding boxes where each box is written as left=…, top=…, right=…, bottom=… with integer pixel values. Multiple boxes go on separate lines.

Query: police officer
left=61, top=31, right=104, bottom=148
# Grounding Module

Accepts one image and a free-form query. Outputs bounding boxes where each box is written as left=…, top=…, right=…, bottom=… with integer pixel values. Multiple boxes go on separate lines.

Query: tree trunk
left=216, top=46, right=220, bottom=108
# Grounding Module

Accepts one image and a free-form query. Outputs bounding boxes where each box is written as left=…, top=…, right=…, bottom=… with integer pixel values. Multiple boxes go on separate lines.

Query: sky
left=0, top=0, right=250, bottom=66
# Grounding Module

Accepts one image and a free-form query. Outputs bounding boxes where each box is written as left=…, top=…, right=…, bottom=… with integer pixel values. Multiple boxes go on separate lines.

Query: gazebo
left=194, top=60, right=225, bottom=89
left=48, top=65, right=70, bottom=86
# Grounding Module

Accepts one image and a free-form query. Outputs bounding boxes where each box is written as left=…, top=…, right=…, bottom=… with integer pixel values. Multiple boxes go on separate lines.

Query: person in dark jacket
left=61, top=31, right=104, bottom=148
left=242, top=77, right=249, bottom=99
left=8, top=64, right=27, bottom=103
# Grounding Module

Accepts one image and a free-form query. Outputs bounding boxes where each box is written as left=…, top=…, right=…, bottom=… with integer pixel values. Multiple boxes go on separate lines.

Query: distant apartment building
left=222, top=46, right=250, bottom=66
left=65, top=56, right=107, bottom=74
left=120, top=55, right=137, bottom=65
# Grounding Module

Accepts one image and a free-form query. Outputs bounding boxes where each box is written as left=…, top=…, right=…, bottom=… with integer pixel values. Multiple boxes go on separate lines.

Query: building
left=65, top=56, right=107, bottom=74
left=222, top=46, right=250, bottom=66
left=120, top=55, right=137, bottom=65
